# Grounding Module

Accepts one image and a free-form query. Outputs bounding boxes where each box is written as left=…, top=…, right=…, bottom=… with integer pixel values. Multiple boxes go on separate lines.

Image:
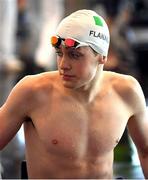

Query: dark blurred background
left=0, top=0, right=147, bottom=178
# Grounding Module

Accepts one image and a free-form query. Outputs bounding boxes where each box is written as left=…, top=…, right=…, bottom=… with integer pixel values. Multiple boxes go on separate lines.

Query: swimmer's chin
left=62, top=81, right=80, bottom=90
left=62, top=83, right=76, bottom=89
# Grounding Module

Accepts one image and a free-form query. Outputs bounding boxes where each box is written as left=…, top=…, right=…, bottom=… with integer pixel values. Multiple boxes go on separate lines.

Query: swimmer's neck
left=64, top=65, right=104, bottom=103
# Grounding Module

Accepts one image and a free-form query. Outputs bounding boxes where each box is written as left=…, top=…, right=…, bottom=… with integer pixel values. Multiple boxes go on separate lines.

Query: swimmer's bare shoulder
left=104, top=71, right=145, bottom=110
left=19, top=70, right=59, bottom=94
left=105, top=71, right=148, bottom=177
left=0, top=71, right=58, bottom=149
left=5, top=71, right=58, bottom=102
left=105, top=70, right=147, bottom=135
left=23, top=71, right=60, bottom=103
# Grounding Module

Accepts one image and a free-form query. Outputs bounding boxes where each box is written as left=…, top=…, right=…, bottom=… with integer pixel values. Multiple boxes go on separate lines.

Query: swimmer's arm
left=126, top=77, right=148, bottom=178
left=0, top=76, right=31, bottom=150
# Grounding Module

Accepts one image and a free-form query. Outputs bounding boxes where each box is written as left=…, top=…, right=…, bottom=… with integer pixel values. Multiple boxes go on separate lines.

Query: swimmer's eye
left=69, top=50, right=83, bottom=60
left=55, top=51, right=63, bottom=57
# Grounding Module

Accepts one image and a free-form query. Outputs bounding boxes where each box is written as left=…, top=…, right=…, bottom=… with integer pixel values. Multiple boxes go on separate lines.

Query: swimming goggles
left=51, top=35, right=88, bottom=49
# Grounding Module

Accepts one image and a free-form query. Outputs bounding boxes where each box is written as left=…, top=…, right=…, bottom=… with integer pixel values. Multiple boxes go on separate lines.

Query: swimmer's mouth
left=60, top=74, right=75, bottom=80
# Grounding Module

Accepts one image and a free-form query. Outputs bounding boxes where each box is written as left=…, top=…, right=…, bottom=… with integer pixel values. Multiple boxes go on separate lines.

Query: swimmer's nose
left=60, top=57, right=72, bottom=70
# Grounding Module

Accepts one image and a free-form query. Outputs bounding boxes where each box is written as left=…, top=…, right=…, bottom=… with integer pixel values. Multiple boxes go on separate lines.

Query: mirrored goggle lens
left=64, top=38, right=78, bottom=48
left=51, top=36, right=61, bottom=47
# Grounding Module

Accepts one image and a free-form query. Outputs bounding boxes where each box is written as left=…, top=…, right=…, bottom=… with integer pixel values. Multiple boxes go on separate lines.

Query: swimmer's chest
left=31, top=94, right=129, bottom=157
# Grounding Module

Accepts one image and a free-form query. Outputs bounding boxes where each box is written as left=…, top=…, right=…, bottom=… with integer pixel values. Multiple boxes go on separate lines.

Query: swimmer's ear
left=98, top=55, right=107, bottom=64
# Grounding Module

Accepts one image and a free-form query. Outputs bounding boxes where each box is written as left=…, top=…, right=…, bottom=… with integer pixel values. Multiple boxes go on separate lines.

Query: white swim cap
left=56, top=9, right=110, bottom=56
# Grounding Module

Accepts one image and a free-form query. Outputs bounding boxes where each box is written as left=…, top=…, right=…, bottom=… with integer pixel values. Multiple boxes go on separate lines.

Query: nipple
left=52, top=139, right=58, bottom=145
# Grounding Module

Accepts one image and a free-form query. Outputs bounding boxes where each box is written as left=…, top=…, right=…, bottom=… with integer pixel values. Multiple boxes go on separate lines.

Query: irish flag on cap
left=93, top=16, right=103, bottom=26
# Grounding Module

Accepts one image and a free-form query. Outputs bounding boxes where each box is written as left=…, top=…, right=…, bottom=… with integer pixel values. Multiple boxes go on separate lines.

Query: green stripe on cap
left=93, top=16, right=103, bottom=26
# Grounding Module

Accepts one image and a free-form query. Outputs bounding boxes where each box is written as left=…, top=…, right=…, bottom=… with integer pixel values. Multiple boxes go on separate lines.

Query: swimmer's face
left=55, top=46, right=102, bottom=89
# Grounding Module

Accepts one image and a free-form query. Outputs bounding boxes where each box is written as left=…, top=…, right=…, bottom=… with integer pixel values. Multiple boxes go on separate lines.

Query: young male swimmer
left=0, top=9, right=148, bottom=179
